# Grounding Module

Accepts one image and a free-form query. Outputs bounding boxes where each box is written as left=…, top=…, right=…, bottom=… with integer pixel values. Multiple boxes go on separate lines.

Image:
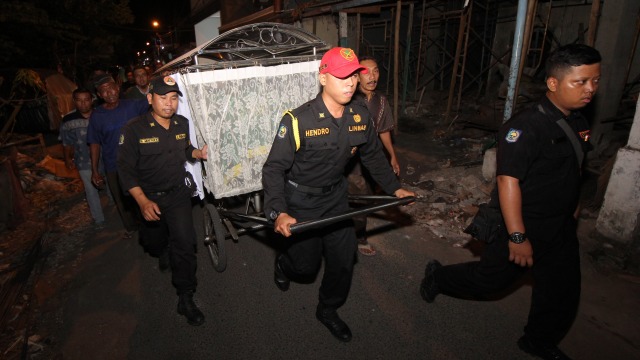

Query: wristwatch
left=269, top=210, right=281, bottom=221
left=509, top=232, right=526, bottom=244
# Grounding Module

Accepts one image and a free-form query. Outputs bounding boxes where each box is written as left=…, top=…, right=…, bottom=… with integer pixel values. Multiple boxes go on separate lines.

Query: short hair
left=358, top=55, right=378, bottom=65
left=72, top=87, right=92, bottom=99
left=133, top=65, right=147, bottom=74
left=545, top=44, right=601, bottom=79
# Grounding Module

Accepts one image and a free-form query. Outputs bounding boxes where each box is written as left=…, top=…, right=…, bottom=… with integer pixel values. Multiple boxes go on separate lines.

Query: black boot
left=316, top=304, right=352, bottom=342
left=274, top=254, right=290, bottom=291
left=518, top=335, right=572, bottom=360
left=420, top=259, right=442, bottom=303
left=177, top=291, right=205, bottom=326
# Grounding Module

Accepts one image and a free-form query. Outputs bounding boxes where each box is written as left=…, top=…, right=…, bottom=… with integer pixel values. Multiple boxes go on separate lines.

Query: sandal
left=358, top=243, right=377, bottom=256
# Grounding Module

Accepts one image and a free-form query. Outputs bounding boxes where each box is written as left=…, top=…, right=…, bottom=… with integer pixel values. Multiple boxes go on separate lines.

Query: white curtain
left=180, top=61, right=320, bottom=198
left=173, top=74, right=205, bottom=199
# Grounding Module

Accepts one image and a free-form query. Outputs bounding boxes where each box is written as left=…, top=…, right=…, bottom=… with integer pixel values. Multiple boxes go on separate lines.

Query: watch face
left=510, top=232, right=525, bottom=244
left=270, top=210, right=279, bottom=220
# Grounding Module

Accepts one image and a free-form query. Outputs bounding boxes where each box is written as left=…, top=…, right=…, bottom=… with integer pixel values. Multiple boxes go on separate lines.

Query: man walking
left=263, top=47, right=414, bottom=342
left=420, top=44, right=601, bottom=360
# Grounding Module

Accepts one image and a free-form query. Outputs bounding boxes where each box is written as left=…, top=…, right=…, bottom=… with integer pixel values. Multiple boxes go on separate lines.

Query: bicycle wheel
left=203, top=203, right=227, bottom=272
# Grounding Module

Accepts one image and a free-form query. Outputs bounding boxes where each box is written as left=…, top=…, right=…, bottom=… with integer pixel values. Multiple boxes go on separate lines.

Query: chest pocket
left=540, top=139, right=574, bottom=172
left=348, top=132, right=367, bottom=147
left=303, top=139, right=337, bottom=162
left=139, top=141, right=162, bottom=154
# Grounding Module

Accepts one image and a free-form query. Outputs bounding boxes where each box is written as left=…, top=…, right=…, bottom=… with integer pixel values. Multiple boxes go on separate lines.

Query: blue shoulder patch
left=505, top=128, right=522, bottom=143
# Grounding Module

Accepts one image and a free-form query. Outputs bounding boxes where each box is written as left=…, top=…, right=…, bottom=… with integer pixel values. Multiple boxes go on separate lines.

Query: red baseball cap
left=319, top=47, right=368, bottom=78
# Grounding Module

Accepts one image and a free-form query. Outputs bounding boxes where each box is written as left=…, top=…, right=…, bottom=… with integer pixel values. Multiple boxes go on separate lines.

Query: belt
left=287, top=179, right=340, bottom=194
left=149, top=185, right=179, bottom=197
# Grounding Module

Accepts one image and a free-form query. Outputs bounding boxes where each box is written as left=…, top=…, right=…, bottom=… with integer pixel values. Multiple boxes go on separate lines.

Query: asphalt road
left=31, top=199, right=639, bottom=360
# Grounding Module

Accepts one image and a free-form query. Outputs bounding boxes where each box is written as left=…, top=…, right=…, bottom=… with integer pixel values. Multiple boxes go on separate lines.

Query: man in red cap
left=262, top=47, right=414, bottom=342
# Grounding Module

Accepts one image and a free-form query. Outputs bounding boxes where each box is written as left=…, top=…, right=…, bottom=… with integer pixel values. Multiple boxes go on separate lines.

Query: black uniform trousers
left=434, top=215, right=580, bottom=345
left=140, top=185, right=198, bottom=295
left=278, top=179, right=358, bottom=309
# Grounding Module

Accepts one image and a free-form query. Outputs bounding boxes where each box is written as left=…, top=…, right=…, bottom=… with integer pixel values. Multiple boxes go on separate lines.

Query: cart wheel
left=203, top=203, right=227, bottom=272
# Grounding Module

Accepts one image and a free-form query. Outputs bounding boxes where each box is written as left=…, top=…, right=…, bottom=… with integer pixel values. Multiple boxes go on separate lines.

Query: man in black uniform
left=262, top=47, right=415, bottom=342
left=420, top=44, right=601, bottom=359
left=117, top=76, right=208, bottom=326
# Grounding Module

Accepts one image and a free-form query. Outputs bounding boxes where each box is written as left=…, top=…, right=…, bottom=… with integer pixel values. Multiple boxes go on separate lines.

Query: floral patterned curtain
left=181, top=61, right=320, bottom=198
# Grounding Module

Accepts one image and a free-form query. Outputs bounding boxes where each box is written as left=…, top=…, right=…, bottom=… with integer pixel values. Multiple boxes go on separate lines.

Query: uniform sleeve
left=376, top=96, right=394, bottom=133
left=116, top=123, right=140, bottom=192
left=262, top=114, right=297, bottom=217
left=359, top=114, right=401, bottom=194
left=496, top=119, right=538, bottom=181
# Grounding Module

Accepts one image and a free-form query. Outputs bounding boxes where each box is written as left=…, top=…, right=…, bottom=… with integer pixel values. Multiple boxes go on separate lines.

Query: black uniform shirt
left=117, top=112, right=197, bottom=193
left=496, top=95, right=590, bottom=220
left=262, top=94, right=401, bottom=216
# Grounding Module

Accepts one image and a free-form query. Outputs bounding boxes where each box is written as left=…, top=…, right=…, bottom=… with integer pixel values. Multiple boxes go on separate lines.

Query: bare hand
left=274, top=213, right=297, bottom=238
left=508, top=240, right=533, bottom=267
left=91, top=172, right=105, bottom=188
left=390, top=157, right=400, bottom=176
left=139, top=200, right=161, bottom=221
left=200, top=144, right=208, bottom=160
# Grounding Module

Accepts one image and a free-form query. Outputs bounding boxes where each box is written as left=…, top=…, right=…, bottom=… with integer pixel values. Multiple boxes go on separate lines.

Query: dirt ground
left=1, top=104, right=639, bottom=358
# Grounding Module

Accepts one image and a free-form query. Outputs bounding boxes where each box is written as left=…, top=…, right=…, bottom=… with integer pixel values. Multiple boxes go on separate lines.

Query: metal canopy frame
left=157, top=22, right=330, bottom=73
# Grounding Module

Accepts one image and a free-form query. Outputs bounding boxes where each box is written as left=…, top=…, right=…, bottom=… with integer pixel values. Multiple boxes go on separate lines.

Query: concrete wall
left=591, top=0, right=640, bottom=150
left=596, top=96, right=640, bottom=243
left=195, top=12, right=221, bottom=46
left=300, top=14, right=358, bottom=49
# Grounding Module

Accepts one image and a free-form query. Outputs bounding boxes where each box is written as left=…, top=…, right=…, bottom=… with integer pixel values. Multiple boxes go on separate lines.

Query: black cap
left=149, top=76, right=183, bottom=96
left=93, top=74, right=115, bottom=89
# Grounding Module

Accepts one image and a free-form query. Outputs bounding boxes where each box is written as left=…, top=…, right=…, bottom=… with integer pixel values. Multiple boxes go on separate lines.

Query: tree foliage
left=0, top=0, right=135, bottom=72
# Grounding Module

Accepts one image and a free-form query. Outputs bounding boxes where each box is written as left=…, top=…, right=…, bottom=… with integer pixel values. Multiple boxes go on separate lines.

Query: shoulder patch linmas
left=277, top=124, right=287, bottom=139
left=505, top=128, right=522, bottom=143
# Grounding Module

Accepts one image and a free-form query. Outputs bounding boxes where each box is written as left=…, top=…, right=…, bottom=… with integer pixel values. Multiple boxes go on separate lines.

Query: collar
left=144, top=112, right=181, bottom=128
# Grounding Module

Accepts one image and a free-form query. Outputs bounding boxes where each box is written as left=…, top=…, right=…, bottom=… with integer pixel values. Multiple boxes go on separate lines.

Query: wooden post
left=587, top=0, right=601, bottom=46
left=393, top=0, right=401, bottom=131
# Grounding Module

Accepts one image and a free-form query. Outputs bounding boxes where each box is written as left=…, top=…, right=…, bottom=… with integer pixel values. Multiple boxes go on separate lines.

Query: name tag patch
left=349, top=125, right=366, bottom=132
left=176, top=133, right=186, bottom=140
left=305, top=128, right=330, bottom=137
left=140, top=137, right=159, bottom=143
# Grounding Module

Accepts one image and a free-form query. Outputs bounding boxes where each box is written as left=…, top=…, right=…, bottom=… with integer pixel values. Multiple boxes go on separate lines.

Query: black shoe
left=420, top=259, right=442, bottom=303
left=517, top=335, right=572, bottom=360
left=177, top=291, right=205, bottom=326
left=315, top=304, right=352, bottom=342
left=159, top=248, right=170, bottom=273
left=274, top=255, right=290, bottom=292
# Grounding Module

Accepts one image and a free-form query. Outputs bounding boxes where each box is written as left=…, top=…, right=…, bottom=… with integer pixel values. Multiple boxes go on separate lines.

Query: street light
left=152, top=20, right=160, bottom=28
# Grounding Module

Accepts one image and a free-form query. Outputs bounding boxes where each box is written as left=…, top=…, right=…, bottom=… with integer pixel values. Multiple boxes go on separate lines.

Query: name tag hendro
left=305, top=128, right=330, bottom=137
left=139, top=137, right=159, bottom=143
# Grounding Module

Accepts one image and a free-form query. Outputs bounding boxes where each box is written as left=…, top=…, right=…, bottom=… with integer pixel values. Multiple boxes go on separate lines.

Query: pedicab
left=165, top=23, right=414, bottom=272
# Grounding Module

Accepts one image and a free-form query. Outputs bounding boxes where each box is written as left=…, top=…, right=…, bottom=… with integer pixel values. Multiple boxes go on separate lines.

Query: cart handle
left=220, top=195, right=415, bottom=235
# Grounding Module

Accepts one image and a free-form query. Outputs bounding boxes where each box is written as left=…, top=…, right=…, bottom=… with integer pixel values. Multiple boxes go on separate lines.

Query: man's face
left=126, top=72, right=134, bottom=82
left=547, top=63, right=601, bottom=115
left=73, top=92, right=92, bottom=114
left=320, top=72, right=358, bottom=106
left=357, top=59, right=380, bottom=93
left=148, top=92, right=179, bottom=120
left=96, top=81, right=120, bottom=105
left=133, top=68, right=149, bottom=87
